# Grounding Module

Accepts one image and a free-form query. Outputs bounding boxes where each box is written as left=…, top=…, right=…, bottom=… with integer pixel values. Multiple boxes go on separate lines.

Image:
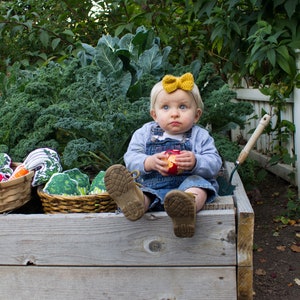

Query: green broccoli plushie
left=0, top=153, right=11, bottom=167
left=63, top=168, right=90, bottom=195
left=89, top=171, right=106, bottom=194
left=43, top=173, right=81, bottom=196
left=0, top=153, right=13, bottom=181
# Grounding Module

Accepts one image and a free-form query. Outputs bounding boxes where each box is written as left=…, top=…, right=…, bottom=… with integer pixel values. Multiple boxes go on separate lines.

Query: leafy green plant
left=274, top=187, right=300, bottom=221
left=0, top=0, right=106, bottom=72
left=286, top=194, right=300, bottom=220
left=197, top=0, right=300, bottom=86
left=0, top=27, right=254, bottom=175
left=213, top=133, right=259, bottom=187
left=1, top=1, right=300, bottom=86
left=259, top=85, right=296, bottom=169
left=0, top=27, right=169, bottom=169
left=283, top=187, right=300, bottom=220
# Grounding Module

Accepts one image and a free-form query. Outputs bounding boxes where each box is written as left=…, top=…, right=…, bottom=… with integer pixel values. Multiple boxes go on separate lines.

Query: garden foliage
left=0, top=27, right=253, bottom=172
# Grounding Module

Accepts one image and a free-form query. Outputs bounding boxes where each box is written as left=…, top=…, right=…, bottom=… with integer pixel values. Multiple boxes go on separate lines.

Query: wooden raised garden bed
left=0, top=161, right=254, bottom=300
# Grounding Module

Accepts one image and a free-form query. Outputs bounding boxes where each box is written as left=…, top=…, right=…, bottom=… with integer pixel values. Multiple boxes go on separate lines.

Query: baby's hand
left=144, top=152, right=170, bottom=176
left=174, top=150, right=196, bottom=171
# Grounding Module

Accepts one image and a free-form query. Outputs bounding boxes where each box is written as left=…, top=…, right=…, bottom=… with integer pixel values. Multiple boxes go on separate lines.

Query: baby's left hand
left=174, top=150, right=196, bottom=171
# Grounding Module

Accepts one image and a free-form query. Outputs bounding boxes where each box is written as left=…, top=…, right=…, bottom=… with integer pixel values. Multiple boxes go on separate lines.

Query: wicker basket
left=37, top=187, right=117, bottom=214
left=0, top=163, right=34, bottom=213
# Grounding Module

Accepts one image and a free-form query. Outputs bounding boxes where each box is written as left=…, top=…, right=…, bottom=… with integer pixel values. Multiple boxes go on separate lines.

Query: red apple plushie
left=164, top=149, right=181, bottom=175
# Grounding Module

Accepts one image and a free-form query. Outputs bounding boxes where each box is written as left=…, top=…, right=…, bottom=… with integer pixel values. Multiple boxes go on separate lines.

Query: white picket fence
left=231, top=88, right=294, bottom=156
left=229, top=50, right=300, bottom=191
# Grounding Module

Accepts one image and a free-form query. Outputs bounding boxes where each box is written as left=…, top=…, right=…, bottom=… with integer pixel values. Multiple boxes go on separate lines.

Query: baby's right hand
left=144, top=152, right=169, bottom=176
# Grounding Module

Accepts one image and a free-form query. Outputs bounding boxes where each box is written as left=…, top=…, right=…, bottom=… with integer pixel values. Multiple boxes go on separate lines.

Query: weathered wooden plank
left=225, top=161, right=254, bottom=266
left=204, top=195, right=235, bottom=210
left=232, top=174, right=254, bottom=266
left=238, top=266, right=254, bottom=300
left=0, top=266, right=237, bottom=300
left=0, top=209, right=236, bottom=266
left=224, top=161, right=254, bottom=300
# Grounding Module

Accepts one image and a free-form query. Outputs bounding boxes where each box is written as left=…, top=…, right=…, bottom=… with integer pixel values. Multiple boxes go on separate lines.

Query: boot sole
left=164, top=190, right=196, bottom=238
left=104, top=164, right=144, bottom=221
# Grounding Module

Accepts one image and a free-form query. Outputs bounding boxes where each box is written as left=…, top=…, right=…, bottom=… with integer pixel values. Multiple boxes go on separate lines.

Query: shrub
left=0, top=27, right=253, bottom=174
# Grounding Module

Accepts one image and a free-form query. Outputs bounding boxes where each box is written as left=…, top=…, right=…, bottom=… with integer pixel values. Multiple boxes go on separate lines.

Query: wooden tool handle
left=237, top=114, right=271, bottom=164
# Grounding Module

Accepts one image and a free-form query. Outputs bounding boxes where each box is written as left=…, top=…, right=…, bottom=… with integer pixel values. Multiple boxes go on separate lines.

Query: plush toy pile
left=0, top=148, right=107, bottom=196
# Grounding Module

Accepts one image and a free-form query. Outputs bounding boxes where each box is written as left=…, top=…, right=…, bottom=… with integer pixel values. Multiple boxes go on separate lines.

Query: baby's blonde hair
left=150, top=77, right=204, bottom=111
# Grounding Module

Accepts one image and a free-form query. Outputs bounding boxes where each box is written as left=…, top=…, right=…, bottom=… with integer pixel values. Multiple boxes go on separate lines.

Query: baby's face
left=150, top=89, right=201, bottom=135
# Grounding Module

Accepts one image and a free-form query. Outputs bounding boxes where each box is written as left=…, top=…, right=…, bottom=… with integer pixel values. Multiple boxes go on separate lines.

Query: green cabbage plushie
left=63, top=168, right=90, bottom=195
left=89, top=171, right=106, bottom=194
left=43, top=173, right=81, bottom=196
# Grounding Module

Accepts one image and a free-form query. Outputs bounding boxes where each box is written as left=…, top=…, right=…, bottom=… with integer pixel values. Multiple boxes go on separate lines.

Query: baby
left=104, top=73, right=222, bottom=237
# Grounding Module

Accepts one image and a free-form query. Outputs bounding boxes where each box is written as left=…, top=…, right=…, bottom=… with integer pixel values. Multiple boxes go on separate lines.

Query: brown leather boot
left=164, top=190, right=196, bottom=238
left=104, top=164, right=144, bottom=221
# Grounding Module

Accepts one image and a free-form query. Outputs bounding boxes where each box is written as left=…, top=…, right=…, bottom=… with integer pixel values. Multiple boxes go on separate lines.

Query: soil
left=248, top=171, right=300, bottom=299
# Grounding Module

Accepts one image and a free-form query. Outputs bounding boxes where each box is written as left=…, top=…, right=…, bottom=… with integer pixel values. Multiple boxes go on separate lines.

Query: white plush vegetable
left=8, top=148, right=62, bottom=186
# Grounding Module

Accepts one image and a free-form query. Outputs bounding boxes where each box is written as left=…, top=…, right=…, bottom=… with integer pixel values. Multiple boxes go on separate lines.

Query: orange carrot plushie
left=7, top=163, right=29, bottom=181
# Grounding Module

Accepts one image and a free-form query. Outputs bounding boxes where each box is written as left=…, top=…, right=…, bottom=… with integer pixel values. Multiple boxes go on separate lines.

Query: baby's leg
left=184, top=187, right=207, bottom=212
left=164, top=188, right=208, bottom=238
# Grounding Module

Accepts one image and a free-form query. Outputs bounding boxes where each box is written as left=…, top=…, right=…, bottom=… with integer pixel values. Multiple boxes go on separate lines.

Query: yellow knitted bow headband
left=162, top=72, right=194, bottom=93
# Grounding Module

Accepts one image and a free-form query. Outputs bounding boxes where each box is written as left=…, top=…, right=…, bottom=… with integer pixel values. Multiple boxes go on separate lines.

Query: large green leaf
left=267, top=49, right=276, bottom=67
left=137, top=44, right=164, bottom=75
left=94, top=44, right=123, bottom=76
left=276, top=46, right=295, bottom=75
left=97, top=35, right=119, bottom=50
left=284, top=0, right=299, bottom=19
left=118, top=33, right=134, bottom=52
left=132, top=26, right=156, bottom=55
left=118, top=71, right=132, bottom=96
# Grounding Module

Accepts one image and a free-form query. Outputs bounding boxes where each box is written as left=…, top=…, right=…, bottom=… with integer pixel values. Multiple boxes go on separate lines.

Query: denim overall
left=137, top=125, right=218, bottom=211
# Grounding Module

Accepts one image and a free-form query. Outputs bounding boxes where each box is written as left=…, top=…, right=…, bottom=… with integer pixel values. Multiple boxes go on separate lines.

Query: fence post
left=294, top=49, right=300, bottom=195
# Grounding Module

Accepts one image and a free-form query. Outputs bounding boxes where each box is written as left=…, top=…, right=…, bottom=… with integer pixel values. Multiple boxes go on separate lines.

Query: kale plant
left=196, top=63, right=253, bottom=132
left=0, top=26, right=254, bottom=173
